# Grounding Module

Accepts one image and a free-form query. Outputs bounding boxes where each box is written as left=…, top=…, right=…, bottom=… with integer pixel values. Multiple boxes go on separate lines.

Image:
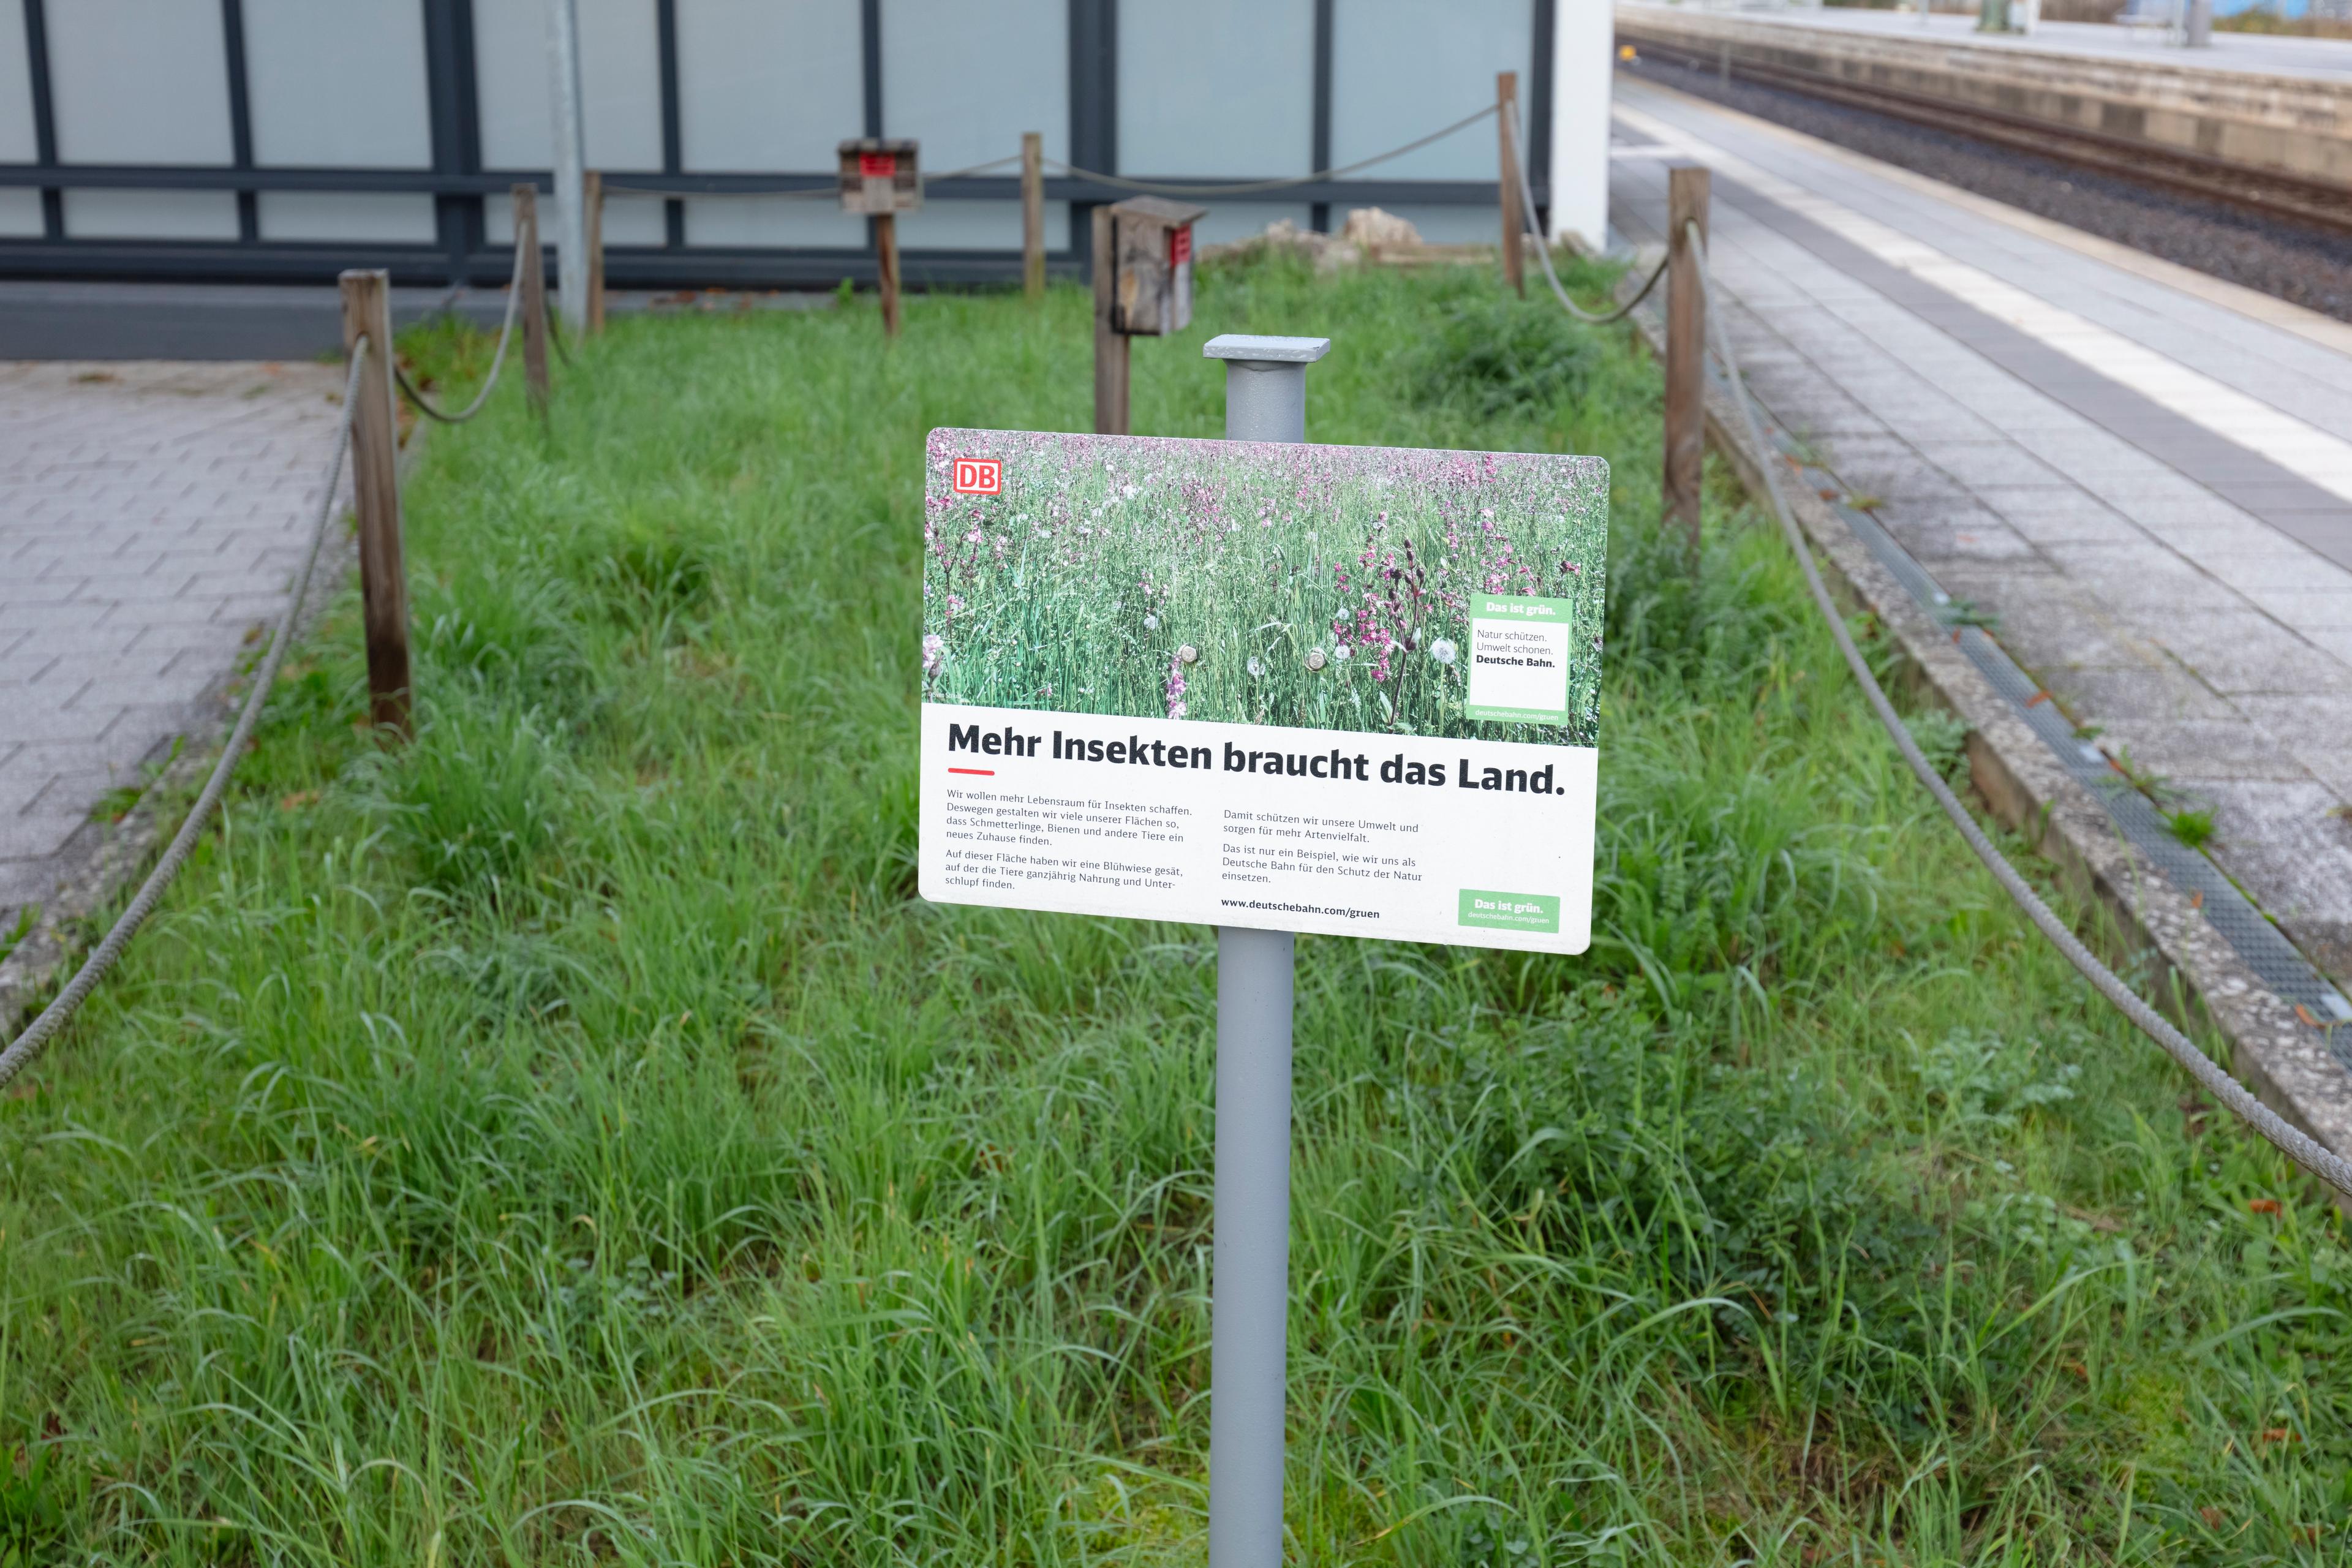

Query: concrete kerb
left=0, top=409, right=418, bottom=1049
left=1610, top=260, right=2352, bottom=1191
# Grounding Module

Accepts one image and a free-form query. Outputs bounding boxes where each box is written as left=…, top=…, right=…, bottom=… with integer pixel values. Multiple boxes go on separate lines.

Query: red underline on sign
left=948, top=767, right=995, bottom=775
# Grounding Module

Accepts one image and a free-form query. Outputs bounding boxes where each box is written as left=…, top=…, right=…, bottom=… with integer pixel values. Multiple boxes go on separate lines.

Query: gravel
left=1624, top=54, right=2352, bottom=323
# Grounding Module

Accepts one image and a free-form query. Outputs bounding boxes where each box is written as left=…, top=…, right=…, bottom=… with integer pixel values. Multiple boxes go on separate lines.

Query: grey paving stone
left=0, top=809, right=86, bottom=863
left=2048, top=664, right=2237, bottom=723
left=1898, top=521, right=2045, bottom=565
left=1913, top=440, right=2070, bottom=491
left=2107, top=718, right=2312, bottom=783
left=1978, top=491, right=2152, bottom=548
left=2152, top=614, right=2350, bottom=696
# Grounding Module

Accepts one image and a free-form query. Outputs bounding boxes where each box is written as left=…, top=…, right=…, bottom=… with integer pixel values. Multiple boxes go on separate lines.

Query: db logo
left=859, top=152, right=896, bottom=179
left=951, top=458, right=1001, bottom=496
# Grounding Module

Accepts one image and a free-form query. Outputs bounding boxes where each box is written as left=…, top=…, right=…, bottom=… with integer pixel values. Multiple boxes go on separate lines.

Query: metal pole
left=546, top=0, right=589, bottom=332
left=2184, top=0, right=2211, bottom=46
left=1200, top=331, right=1330, bottom=1568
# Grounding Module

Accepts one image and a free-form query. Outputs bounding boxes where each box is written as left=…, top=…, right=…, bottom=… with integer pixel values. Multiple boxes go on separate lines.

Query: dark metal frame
left=0, top=0, right=1555, bottom=288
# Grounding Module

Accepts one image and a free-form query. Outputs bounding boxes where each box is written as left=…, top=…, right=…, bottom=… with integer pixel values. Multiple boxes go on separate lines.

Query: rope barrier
left=393, top=243, right=526, bottom=424
left=1671, top=220, right=2352, bottom=1202
left=1500, top=110, right=1669, bottom=326
left=606, top=107, right=1494, bottom=207
left=600, top=153, right=1025, bottom=203
left=0, top=345, right=369, bottom=1093
left=1044, top=102, right=1499, bottom=198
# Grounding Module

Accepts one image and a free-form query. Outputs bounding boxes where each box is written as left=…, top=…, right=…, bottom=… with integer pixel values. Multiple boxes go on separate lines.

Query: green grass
left=2, top=251, right=2348, bottom=1566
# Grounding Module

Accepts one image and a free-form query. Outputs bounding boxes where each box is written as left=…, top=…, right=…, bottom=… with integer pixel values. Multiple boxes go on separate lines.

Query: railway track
left=1623, top=32, right=2352, bottom=238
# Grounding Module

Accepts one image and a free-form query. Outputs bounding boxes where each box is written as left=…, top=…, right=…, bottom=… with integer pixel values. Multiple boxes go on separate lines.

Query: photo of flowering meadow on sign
left=922, top=429, right=1608, bottom=745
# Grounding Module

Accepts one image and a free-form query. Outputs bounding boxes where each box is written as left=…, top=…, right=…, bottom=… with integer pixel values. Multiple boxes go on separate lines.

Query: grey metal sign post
left=545, top=0, right=589, bottom=333
left=1202, top=332, right=1329, bottom=1568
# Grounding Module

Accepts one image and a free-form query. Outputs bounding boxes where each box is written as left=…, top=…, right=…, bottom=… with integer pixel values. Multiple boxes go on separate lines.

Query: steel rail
left=1626, top=37, right=2352, bottom=238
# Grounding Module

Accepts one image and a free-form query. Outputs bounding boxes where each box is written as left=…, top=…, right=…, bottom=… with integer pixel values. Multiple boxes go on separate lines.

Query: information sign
left=919, top=429, right=1608, bottom=952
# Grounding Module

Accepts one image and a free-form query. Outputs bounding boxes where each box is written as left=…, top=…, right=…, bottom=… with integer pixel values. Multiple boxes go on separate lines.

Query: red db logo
left=859, top=152, right=895, bottom=179
left=952, top=458, right=1001, bottom=496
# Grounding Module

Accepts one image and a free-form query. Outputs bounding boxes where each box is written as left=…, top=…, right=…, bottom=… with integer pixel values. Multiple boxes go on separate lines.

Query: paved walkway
left=1611, top=74, right=2352, bottom=986
left=0, top=359, right=345, bottom=923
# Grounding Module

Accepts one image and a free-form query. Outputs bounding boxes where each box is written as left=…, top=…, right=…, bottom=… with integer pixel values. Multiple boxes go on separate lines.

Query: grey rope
left=1681, top=218, right=2352, bottom=1202
left=601, top=153, right=1024, bottom=202
left=606, top=107, right=1491, bottom=208
left=1501, top=109, right=1668, bottom=325
left=1045, top=102, right=1500, bottom=198
left=392, top=243, right=526, bottom=424
left=0, top=344, right=368, bottom=1093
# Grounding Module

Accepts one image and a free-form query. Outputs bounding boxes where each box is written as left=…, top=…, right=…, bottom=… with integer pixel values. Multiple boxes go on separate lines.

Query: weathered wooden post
left=840, top=138, right=921, bottom=338
left=1496, top=70, right=1525, bottom=298
left=1093, top=195, right=1206, bottom=436
left=337, top=270, right=412, bottom=739
left=1091, top=207, right=1128, bottom=434
left=584, top=167, right=606, bottom=335
left=1665, top=163, right=1711, bottom=556
left=514, top=183, right=551, bottom=412
left=1022, top=131, right=1046, bottom=301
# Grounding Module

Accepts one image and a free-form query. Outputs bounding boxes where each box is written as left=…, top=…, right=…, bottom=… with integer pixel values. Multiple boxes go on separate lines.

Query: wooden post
left=584, top=168, right=606, bottom=335
left=514, top=183, right=551, bottom=412
left=1021, top=131, right=1046, bottom=300
left=1091, top=205, right=1129, bottom=435
left=1664, top=163, right=1711, bottom=557
left=337, top=270, right=412, bottom=739
left=1496, top=70, right=1524, bottom=298
left=875, top=213, right=903, bottom=337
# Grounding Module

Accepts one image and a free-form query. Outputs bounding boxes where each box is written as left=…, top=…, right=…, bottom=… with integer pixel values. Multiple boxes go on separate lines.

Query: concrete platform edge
left=1616, top=279, right=2352, bottom=1190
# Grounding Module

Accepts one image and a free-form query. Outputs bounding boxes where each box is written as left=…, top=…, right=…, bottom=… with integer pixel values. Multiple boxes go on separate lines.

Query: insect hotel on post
left=839, top=138, right=920, bottom=337
left=1091, top=195, right=1207, bottom=436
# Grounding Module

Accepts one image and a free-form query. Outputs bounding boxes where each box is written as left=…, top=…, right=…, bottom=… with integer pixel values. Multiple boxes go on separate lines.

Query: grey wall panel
left=259, top=192, right=438, bottom=241
left=1120, top=0, right=1312, bottom=177
left=477, top=0, right=663, bottom=170
left=246, top=0, right=434, bottom=167
left=1330, top=0, right=1530, bottom=179
left=901, top=200, right=1068, bottom=251
left=47, top=0, right=234, bottom=165
left=0, top=190, right=42, bottom=238
left=882, top=0, right=1065, bottom=168
left=486, top=189, right=666, bottom=245
left=0, top=2, right=36, bottom=164
left=684, top=197, right=864, bottom=247
left=64, top=189, right=240, bottom=239
left=679, top=0, right=861, bottom=172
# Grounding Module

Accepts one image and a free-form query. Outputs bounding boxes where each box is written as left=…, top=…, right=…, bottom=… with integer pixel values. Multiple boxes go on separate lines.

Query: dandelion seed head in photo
left=922, top=429, right=1608, bottom=745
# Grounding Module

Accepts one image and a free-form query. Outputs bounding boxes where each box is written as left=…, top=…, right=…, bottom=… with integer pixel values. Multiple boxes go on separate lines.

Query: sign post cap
left=1203, top=334, right=1330, bottom=364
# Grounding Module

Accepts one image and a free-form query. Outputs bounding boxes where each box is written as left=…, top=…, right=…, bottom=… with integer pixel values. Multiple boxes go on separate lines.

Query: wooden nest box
left=839, top=139, right=921, bottom=214
left=1108, top=196, right=1207, bottom=336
